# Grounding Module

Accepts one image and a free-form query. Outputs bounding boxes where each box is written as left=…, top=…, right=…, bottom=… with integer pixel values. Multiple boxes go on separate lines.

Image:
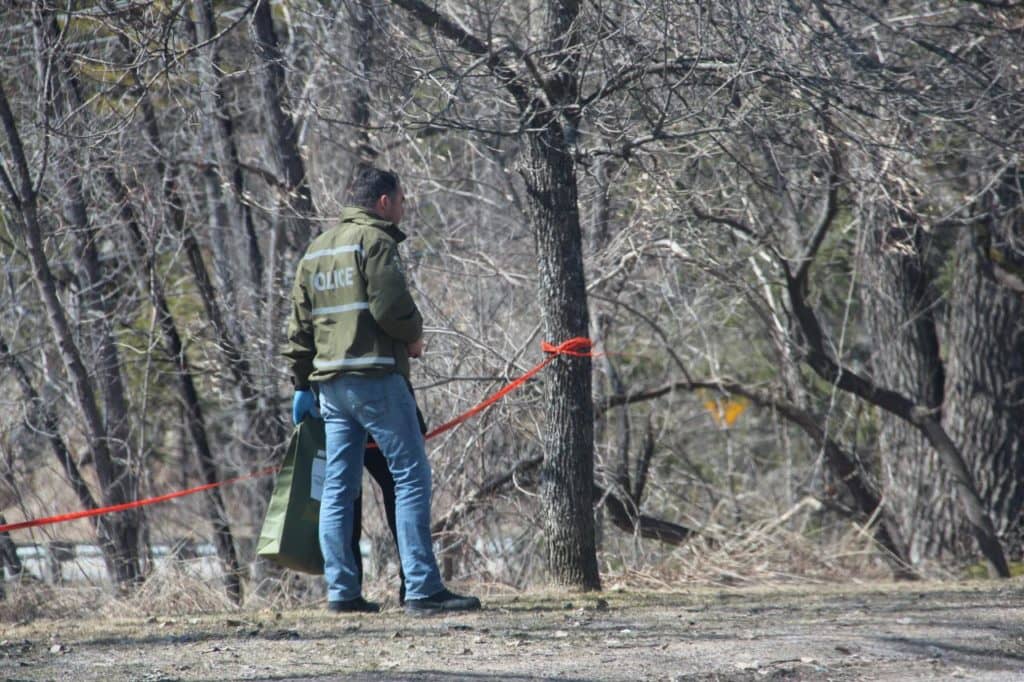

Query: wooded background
left=1, top=0, right=1022, bottom=604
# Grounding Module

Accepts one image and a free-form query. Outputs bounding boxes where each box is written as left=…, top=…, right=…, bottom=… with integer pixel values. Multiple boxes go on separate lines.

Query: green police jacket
left=285, top=207, right=423, bottom=388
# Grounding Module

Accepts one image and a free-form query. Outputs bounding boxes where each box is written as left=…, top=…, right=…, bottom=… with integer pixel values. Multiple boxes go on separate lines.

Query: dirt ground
left=2, top=580, right=1023, bottom=681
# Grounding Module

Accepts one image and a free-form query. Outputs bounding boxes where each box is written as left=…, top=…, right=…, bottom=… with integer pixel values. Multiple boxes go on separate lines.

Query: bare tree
left=384, top=0, right=600, bottom=588
left=0, top=77, right=143, bottom=584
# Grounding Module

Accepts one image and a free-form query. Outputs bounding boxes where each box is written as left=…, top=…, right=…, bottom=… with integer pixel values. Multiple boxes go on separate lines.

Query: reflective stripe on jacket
left=285, top=207, right=423, bottom=387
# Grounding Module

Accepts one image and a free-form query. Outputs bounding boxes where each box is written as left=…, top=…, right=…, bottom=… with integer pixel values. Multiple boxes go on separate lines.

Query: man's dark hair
left=348, top=165, right=400, bottom=209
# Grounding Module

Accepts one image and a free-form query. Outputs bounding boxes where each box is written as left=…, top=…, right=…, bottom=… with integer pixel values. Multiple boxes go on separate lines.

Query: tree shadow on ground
left=876, top=634, right=1024, bottom=672
left=258, top=674, right=590, bottom=682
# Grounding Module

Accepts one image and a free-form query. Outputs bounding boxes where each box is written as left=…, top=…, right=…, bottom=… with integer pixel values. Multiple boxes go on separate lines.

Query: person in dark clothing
left=350, top=402, right=427, bottom=605
left=351, top=444, right=403, bottom=601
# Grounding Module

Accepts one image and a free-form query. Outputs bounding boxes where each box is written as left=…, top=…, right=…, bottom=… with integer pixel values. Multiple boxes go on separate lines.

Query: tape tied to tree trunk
left=0, top=339, right=598, bottom=534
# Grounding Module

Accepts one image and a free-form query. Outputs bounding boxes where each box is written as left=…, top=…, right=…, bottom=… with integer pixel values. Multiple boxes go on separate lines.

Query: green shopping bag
left=256, top=418, right=327, bottom=574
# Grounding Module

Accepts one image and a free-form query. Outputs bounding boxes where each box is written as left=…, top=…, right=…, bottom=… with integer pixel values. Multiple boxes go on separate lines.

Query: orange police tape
left=0, top=338, right=596, bottom=535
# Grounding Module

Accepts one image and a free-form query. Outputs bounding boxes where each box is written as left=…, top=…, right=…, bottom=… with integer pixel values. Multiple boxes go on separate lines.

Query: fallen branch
left=596, top=484, right=695, bottom=546
left=433, top=455, right=697, bottom=548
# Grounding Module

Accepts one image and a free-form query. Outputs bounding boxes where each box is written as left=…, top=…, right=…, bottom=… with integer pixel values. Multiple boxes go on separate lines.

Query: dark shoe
left=404, top=588, right=481, bottom=616
left=328, top=596, right=380, bottom=613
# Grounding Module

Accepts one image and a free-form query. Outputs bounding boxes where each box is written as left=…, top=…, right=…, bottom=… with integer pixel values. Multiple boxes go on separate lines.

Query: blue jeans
left=317, top=373, right=443, bottom=602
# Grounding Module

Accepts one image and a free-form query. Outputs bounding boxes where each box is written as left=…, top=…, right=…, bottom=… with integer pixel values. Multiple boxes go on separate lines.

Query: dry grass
left=0, top=576, right=107, bottom=623
left=0, top=561, right=239, bottom=623
left=597, top=495, right=917, bottom=591
left=1, top=492, right=959, bottom=626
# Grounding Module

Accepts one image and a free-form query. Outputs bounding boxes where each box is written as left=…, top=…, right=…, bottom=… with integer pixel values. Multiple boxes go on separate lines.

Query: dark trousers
left=350, top=405, right=426, bottom=601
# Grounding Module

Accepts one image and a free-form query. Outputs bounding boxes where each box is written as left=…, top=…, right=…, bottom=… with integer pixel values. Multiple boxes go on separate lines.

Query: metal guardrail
left=4, top=538, right=374, bottom=584
left=7, top=541, right=223, bottom=584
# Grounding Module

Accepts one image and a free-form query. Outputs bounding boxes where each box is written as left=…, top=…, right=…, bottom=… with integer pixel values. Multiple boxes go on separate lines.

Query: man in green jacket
left=285, top=165, right=480, bottom=615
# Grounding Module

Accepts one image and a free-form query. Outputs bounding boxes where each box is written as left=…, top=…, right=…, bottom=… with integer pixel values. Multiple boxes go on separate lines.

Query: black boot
left=328, top=596, right=381, bottom=613
left=404, top=588, right=481, bottom=616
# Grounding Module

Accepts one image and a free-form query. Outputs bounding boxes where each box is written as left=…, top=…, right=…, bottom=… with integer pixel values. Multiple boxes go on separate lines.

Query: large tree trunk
left=523, top=124, right=600, bottom=590
left=525, top=0, right=600, bottom=594
left=943, top=227, right=1024, bottom=560
left=859, top=222, right=950, bottom=564
left=514, top=0, right=600, bottom=592
left=388, top=0, right=601, bottom=589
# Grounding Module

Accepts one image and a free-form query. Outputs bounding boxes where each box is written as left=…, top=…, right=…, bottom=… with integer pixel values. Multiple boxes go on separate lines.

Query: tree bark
left=859, top=221, right=951, bottom=564
left=944, top=227, right=1024, bottom=560
left=520, top=0, right=600, bottom=592
left=523, top=128, right=600, bottom=589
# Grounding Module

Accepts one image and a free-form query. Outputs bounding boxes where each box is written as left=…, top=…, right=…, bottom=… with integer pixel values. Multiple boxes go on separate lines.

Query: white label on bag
left=311, top=450, right=327, bottom=501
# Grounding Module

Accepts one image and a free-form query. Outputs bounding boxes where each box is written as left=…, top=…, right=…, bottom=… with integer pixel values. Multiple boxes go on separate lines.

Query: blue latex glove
left=291, top=389, right=320, bottom=425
